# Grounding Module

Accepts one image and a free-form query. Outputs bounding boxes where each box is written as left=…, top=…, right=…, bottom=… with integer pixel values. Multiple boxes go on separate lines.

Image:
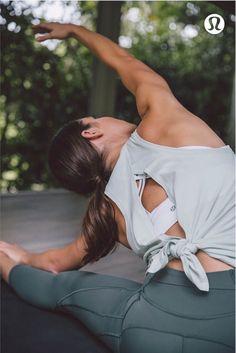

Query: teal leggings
left=9, top=265, right=235, bottom=353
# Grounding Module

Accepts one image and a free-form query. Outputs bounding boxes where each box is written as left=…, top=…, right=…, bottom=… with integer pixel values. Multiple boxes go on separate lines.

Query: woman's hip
left=120, top=268, right=235, bottom=353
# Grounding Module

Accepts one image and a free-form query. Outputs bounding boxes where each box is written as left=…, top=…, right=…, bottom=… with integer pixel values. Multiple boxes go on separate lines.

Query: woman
left=0, top=22, right=235, bottom=353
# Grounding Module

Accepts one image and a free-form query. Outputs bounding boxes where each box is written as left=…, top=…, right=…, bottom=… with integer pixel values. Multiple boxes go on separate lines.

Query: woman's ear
left=81, top=127, right=103, bottom=140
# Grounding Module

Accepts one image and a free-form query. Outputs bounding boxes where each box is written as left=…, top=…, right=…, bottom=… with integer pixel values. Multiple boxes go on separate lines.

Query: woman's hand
left=33, top=22, right=75, bottom=42
left=0, top=241, right=31, bottom=265
left=0, top=251, right=18, bottom=283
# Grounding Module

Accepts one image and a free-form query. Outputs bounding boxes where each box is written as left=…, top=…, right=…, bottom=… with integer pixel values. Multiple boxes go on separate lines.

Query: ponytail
left=80, top=176, right=118, bottom=266
left=48, top=119, right=119, bottom=266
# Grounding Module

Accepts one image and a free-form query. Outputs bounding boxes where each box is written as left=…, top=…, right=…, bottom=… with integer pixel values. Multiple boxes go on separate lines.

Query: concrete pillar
left=89, top=1, right=122, bottom=117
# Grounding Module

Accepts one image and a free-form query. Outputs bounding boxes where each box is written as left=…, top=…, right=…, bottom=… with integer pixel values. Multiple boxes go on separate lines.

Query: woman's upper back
left=104, top=127, right=235, bottom=292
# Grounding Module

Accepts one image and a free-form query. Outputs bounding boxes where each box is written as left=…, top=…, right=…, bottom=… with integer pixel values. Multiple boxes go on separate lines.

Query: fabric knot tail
left=181, top=252, right=209, bottom=291
left=144, top=248, right=169, bottom=274
left=143, top=238, right=169, bottom=274
left=142, top=247, right=169, bottom=290
left=143, top=236, right=210, bottom=292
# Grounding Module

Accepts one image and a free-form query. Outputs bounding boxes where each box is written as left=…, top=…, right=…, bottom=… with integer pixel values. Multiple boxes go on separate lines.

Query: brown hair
left=48, top=119, right=118, bottom=266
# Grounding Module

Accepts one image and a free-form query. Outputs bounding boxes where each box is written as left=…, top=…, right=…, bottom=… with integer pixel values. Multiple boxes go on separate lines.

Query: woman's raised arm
left=33, top=22, right=181, bottom=120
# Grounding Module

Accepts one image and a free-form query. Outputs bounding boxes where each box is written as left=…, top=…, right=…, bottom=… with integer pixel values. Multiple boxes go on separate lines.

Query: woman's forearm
left=34, top=22, right=168, bottom=97
left=27, top=238, right=86, bottom=273
left=70, top=24, right=168, bottom=96
left=0, top=239, right=85, bottom=283
left=70, top=24, right=132, bottom=72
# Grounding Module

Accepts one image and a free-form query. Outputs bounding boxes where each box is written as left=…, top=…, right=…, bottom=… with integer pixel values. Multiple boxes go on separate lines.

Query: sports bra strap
left=135, top=175, right=178, bottom=235
left=134, top=174, right=146, bottom=197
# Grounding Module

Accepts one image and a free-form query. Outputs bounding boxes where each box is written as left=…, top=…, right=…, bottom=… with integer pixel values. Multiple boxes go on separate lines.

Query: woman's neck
left=105, top=126, right=136, bottom=170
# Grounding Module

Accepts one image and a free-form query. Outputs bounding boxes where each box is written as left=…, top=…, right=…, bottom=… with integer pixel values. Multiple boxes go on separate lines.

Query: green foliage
left=119, top=1, right=235, bottom=135
left=1, top=1, right=93, bottom=191
left=1, top=1, right=234, bottom=192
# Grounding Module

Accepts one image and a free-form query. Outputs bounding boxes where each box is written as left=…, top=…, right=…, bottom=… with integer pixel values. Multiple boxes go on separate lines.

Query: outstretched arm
left=0, top=236, right=86, bottom=275
left=33, top=22, right=181, bottom=120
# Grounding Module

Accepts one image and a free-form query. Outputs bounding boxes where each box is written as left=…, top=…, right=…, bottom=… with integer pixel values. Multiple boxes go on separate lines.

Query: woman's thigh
left=8, top=266, right=141, bottom=353
left=1, top=279, right=112, bottom=353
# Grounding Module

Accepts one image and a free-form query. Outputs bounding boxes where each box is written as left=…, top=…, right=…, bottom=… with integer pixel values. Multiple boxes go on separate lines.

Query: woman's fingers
left=35, top=33, right=52, bottom=42
left=0, top=248, right=10, bottom=257
left=0, top=242, right=30, bottom=264
left=32, top=22, right=52, bottom=33
left=32, top=22, right=72, bottom=41
left=0, top=241, right=12, bottom=247
left=33, top=23, right=53, bottom=42
left=0, top=241, right=22, bottom=251
left=33, top=23, right=52, bottom=42
left=0, top=250, right=9, bottom=258
left=0, top=242, right=13, bottom=252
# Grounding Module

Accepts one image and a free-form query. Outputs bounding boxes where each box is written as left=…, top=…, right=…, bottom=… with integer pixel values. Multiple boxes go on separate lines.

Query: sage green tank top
left=104, top=130, right=235, bottom=291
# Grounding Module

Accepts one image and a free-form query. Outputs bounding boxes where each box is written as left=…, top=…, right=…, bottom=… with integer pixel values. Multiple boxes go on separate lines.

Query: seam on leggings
left=116, top=291, right=142, bottom=353
left=119, top=326, right=234, bottom=349
left=120, top=291, right=141, bottom=327
left=56, top=285, right=136, bottom=306
left=98, top=332, right=120, bottom=353
left=142, top=293, right=235, bottom=319
left=99, top=332, right=120, bottom=338
left=229, top=270, right=235, bottom=284
left=58, top=303, right=124, bottom=319
left=151, top=280, right=235, bottom=290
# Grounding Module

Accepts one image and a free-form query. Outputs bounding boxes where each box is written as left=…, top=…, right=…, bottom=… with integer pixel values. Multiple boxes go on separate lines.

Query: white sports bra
left=135, top=145, right=213, bottom=236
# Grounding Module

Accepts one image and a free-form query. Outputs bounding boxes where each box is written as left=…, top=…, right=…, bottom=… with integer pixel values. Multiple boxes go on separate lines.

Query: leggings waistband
left=148, top=268, right=235, bottom=290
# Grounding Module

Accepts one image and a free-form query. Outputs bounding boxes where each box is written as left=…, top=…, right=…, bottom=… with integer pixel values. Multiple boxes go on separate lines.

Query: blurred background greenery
left=1, top=0, right=235, bottom=193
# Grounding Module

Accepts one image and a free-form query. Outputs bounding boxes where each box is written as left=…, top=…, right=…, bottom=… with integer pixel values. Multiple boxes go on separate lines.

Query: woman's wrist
left=68, top=24, right=84, bottom=38
left=22, top=251, right=33, bottom=265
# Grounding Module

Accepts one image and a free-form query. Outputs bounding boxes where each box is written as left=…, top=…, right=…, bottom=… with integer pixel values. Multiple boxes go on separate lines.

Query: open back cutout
left=136, top=178, right=186, bottom=238
left=137, top=178, right=168, bottom=213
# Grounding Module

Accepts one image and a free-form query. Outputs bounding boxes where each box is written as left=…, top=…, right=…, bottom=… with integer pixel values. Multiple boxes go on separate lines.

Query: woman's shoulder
left=136, top=113, right=226, bottom=148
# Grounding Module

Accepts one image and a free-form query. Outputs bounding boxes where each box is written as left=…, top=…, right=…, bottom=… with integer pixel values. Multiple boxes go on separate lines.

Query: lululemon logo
left=204, top=14, right=225, bottom=34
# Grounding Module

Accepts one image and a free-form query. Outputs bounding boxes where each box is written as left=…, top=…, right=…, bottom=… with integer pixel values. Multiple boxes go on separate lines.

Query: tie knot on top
left=168, top=238, right=198, bottom=258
